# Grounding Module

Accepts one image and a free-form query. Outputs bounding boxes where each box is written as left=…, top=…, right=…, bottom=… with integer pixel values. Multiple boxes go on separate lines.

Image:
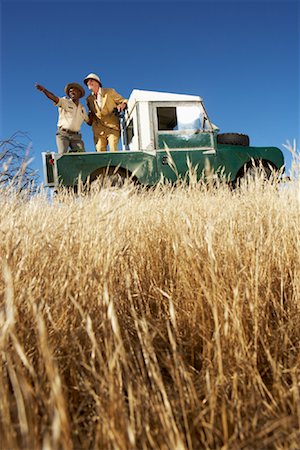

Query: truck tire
left=90, top=167, right=131, bottom=188
left=106, top=171, right=127, bottom=187
left=217, top=133, right=250, bottom=146
left=244, top=162, right=273, bottom=181
left=233, top=160, right=275, bottom=188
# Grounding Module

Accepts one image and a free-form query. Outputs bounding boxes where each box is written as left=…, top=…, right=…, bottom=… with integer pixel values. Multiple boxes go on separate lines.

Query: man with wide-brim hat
left=84, top=72, right=127, bottom=152
left=35, top=81, right=90, bottom=154
left=65, top=82, right=85, bottom=98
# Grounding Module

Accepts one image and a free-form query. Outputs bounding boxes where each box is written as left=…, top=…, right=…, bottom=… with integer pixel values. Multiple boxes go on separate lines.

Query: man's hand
left=87, top=111, right=93, bottom=125
left=35, top=83, right=59, bottom=104
left=35, top=83, right=46, bottom=92
left=116, top=102, right=127, bottom=112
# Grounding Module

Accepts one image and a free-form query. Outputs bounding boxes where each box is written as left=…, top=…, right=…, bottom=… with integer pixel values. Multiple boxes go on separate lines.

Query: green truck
left=42, top=89, right=284, bottom=188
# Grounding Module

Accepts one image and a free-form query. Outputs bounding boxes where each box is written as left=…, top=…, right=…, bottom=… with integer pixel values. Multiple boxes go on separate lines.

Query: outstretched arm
left=35, top=83, right=59, bottom=104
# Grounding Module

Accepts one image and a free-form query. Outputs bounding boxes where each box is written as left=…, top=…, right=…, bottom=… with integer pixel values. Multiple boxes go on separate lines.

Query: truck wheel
left=233, top=161, right=274, bottom=188
left=91, top=168, right=128, bottom=188
left=106, top=172, right=127, bottom=187
left=243, top=163, right=272, bottom=181
left=217, top=133, right=250, bottom=146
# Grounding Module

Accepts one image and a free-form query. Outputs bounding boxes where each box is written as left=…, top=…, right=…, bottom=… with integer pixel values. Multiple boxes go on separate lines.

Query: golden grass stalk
left=0, top=148, right=299, bottom=449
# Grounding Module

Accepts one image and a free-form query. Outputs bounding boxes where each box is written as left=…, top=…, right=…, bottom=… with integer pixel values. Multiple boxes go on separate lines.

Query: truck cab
left=124, top=89, right=217, bottom=150
left=42, top=89, right=284, bottom=188
left=123, top=90, right=219, bottom=183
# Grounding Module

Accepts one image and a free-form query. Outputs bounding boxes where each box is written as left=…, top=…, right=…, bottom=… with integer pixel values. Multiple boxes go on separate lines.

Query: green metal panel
left=56, top=152, right=158, bottom=187
left=155, top=144, right=284, bottom=183
left=157, top=132, right=212, bottom=149
left=156, top=149, right=216, bottom=182
left=215, top=144, right=285, bottom=180
left=52, top=144, right=284, bottom=188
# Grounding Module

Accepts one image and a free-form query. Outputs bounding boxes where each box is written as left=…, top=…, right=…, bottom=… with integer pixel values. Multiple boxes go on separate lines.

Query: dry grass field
left=0, top=162, right=299, bottom=449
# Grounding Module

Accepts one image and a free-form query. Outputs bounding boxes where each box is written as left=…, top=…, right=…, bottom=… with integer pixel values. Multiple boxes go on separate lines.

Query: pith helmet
left=84, top=73, right=101, bottom=86
left=64, top=82, right=85, bottom=98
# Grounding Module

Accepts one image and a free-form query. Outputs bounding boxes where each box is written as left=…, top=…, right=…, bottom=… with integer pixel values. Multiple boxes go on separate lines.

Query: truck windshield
left=157, top=105, right=207, bottom=131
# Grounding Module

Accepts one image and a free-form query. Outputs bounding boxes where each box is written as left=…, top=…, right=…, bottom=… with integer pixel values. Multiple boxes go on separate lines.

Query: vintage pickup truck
left=42, top=89, right=284, bottom=188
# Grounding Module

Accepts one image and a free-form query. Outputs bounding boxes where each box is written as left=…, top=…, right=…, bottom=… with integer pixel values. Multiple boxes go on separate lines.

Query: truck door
left=153, top=103, right=217, bottom=182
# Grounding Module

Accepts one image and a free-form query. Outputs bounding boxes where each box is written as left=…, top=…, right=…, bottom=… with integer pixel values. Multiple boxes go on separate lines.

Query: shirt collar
left=92, top=88, right=102, bottom=96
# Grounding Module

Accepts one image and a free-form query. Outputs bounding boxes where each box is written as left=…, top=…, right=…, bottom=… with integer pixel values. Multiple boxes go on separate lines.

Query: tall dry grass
left=0, top=156, right=299, bottom=449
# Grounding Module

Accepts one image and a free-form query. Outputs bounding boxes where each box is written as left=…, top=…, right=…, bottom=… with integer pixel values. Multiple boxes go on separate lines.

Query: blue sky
left=1, top=0, right=299, bottom=182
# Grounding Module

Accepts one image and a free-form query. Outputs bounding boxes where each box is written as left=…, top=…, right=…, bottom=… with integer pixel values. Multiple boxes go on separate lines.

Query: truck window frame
left=124, top=104, right=140, bottom=151
left=151, top=101, right=216, bottom=151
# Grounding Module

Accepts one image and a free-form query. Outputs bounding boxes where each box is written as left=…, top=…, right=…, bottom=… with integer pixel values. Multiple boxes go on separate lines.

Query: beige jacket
left=86, top=88, right=127, bottom=132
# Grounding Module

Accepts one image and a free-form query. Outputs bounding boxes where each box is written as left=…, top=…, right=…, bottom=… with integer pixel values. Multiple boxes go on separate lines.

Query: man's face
left=68, top=87, right=81, bottom=101
left=87, top=79, right=100, bottom=93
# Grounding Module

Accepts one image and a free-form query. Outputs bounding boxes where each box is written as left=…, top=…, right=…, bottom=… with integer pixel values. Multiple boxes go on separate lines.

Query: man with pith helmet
left=35, top=82, right=90, bottom=154
left=84, top=73, right=127, bottom=152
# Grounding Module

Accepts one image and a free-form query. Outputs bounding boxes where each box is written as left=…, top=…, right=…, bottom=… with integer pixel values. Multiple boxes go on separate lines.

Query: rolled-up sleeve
left=55, top=97, right=69, bottom=109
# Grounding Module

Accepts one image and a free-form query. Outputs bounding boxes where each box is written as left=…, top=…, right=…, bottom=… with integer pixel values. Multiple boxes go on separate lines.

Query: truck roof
left=127, top=89, right=203, bottom=110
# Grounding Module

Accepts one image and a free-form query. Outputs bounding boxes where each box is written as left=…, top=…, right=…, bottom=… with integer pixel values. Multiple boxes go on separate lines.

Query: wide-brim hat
left=84, top=73, right=101, bottom=86
left=65, top=82, right=85, bottom=98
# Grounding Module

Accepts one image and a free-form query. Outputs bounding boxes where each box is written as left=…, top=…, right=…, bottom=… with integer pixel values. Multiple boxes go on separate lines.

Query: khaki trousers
left=93, top=123, right=120, bottom=152
left=56, top=128, right=85, bottom=154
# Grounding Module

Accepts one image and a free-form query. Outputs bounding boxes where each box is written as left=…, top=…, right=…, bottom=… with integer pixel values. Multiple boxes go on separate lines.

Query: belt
left=59, top=127, right=79, bottom=134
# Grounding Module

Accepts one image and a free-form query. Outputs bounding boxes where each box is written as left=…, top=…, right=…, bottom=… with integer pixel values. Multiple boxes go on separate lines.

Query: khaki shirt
left=56, top=97, right=89, bottom=132
left=86, top=88, right=127, bottom=132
